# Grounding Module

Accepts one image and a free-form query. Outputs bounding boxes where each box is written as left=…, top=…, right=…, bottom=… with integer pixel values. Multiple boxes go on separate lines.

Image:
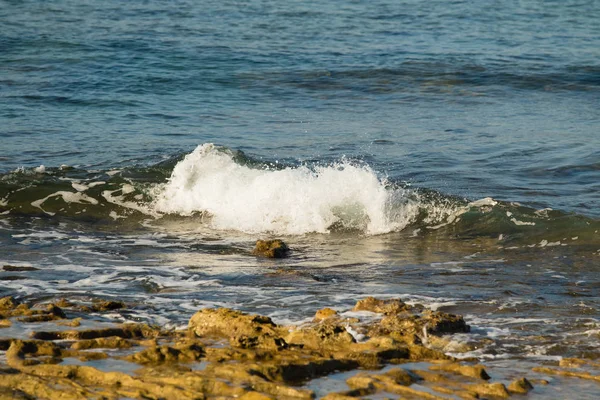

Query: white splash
left=152, top=143, right=418, bottom=235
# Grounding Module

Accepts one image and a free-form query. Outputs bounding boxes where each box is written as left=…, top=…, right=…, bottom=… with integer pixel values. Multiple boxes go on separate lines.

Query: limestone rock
left=126, top=343, right=204, bottom=364
left=252, top=239, right=289, bottom=258
left=314, top=307, right=338, bottom=321
left=0, top=296, right=19, bottom=310
left=466, top=382, right=510, bottom=398
left=189, top=308, right=287, bottom=350
left=508, top=377, right=533, bottom=394
left=353, top=297, right=410, bottom=315
left=285, top=322, right=355, bottom=350
left=430, top=363, right=490, bottom=380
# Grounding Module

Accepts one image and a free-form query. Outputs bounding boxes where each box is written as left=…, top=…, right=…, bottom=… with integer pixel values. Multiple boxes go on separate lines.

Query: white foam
left=31, top=191, right=99, bottom=215
left=152, top=143, right=419, bottom=235
left=425, top=197, right=497, bottom=230
left=511, top=218, right=535, bottom=226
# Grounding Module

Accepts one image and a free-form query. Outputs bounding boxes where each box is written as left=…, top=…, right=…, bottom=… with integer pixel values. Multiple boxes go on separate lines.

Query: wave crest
left=152, top=143, right=417, bottom=235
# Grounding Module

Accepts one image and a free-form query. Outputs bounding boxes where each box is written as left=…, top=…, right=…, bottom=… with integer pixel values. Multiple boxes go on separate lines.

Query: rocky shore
left=0, top=294, right=598, bottom=399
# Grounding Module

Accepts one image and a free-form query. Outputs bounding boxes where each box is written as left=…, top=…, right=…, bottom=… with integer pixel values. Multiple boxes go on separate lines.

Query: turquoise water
left=1, top=1, right=600, bottom=397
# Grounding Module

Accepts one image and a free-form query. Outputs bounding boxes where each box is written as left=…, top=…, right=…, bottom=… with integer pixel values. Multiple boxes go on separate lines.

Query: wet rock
left=239, top=392, right=274, bottom=400
left=429, top=362, right=491, bottom=380
left=0, top=296, right=19, bottom=310
left=71, top=336, right=132, bottom=350
left=78, top=351, right=109, bottom=362
left=370, top=309, right=469, bottom=345
left=321, top=387, right=375, bottom=399
left=508, top=377, right=534, bottom=394
left=259, top=358, right=360, bottom=383
left=2, top=265, right=39, bottom=272
left=126, top=342, right=204, bottom=365
left=532, top=366, right=600, bottom=382
left=189, top=308, right=287, bottom=350
left=0, top=276, right=27, bottom=281
left=0, top=319, right=11, bottom=328
left=53, top=298, right=75, bottom=308
left=314, top=307, right=338, bottom=321
left=559, top=357, right=600, bottom=368
left=352, top=297, right=410, bottom=315
left=252, top=239, right=289, bottom=258
left=407, top=344, right=452, bottom=361
left=347, top=370, right=443, bottom=399
left=206, top=363, right=315, bottom=398
left=31, top=324, right=159, bottom=341
left=6, top=340, right=63, bottom=367
left=17, top=304, right=66, bottom=323
left=58, top=317, right=82, bottom=327
left=285, top=322, right=355, bottom=350
left=91, top=300, right=126, bottom=311
left=465, top=382, right=510, bottom=399
left=422, top=310, right=470, bottom=335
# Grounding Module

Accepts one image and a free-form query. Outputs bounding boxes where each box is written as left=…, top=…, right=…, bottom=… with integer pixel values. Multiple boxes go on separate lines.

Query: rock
left=71, top=336, right=132, bottom=350
left=0, top=296, right=19, bottom=310
left=422, top=310, right=470, bottom=335
left=429, top=363, right=491, bottom=380
left=92, top=300, right=125, bottom=311
left=252, top=239, right=289, bottom=258
left=58, top=317, right=81, bottom=327
left=2, top=265, right=39, bottom=272
left=560, top=357, right=600, bottom=368
left=508, top=377, right=534, bottom=394
left=314, top=307, right=338, bottom=321
left=347, top=371, right=443, bottom=399
left=31, top=324, right=159, bottom=341
left=465, top=382, right=510, bottom=399
left=6, top=340, right=63, bottom=368
left=126, top=343, right=204, bottom=365
left=285, top=322, right=355, bottom=350
left=371, top=310, right=469, bottom=345
left=18, top=304, right=67, bottom=323
left=353, top=297, right=410, bottom=314
left=0, top=319, right=11, bottom=328
left=239, top=392, right=274, bottom=400
left=53, top=298, right=75, bottom=308
left=532, top=367, right=600, bottom=382
left=189, top=308, right=287, bottom=350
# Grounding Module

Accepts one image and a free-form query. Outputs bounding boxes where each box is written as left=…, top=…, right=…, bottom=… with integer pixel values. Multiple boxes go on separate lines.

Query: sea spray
left=152, top=143, right=419, bottom=235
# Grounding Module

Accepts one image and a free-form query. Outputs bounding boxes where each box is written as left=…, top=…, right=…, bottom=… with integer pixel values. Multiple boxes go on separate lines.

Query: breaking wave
left=152, top=143, right=416, bottom=234
left=1, top=143, right=598, bottom=241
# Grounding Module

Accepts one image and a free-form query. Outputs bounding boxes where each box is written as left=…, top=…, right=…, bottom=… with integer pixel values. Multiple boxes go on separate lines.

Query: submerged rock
left=252, top=239, right=289, bottom=258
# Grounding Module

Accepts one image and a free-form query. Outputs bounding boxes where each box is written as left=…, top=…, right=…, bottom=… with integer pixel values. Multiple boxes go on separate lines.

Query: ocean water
left=1, top=0, right=599, bottom=396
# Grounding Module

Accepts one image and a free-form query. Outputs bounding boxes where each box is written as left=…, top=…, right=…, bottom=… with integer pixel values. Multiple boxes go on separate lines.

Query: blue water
left=2, top=0, right=599, bottom=215
left=1, top=1, right=600, bottom=397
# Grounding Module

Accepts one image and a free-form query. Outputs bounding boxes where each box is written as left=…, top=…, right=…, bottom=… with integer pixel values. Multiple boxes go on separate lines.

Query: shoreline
left=1, top=295, right=599, bottom=399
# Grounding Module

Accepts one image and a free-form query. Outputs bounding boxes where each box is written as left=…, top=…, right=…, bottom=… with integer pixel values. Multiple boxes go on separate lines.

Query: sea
left=1, top=0, right=599, bottom=397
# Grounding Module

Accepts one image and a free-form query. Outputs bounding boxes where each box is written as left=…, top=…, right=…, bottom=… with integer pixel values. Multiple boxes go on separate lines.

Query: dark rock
left=252, top=240, right=289, bottom=258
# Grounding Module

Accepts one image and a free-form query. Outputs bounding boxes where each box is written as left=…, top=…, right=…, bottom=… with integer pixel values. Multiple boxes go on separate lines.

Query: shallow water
left=1, top=0, right=600, bottom=397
